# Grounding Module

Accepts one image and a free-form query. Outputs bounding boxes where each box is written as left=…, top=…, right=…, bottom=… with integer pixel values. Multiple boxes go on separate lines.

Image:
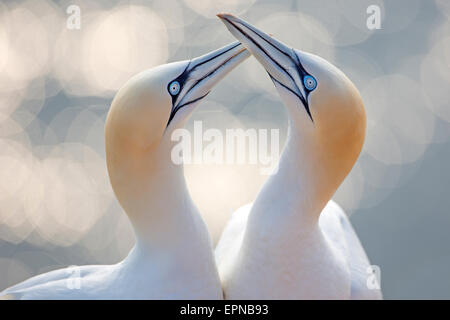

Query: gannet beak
left=167, top=41, right=250, bottom=127
left=217, top=13, right=313, bottom=120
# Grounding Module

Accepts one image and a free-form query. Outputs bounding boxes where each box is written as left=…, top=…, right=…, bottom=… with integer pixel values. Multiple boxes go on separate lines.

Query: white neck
left=107, top=123, right=216, bottom=262
left=235, top=116, right=350, bottom=299
left=246, top=117, right=333, bottom=236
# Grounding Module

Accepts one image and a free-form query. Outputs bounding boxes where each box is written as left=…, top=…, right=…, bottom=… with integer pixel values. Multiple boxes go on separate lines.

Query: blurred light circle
left=149, top=0, right=187, bottom=57
left=83, top=5, right=169, bottom=94
left=24, top=143, right=112, bottom=247
left=364, top=122, right=403, bottom=165
left=0, top=139, right=35, bottom=243
left=421, top=37, right=450, bottom=123
left=0, top=13, right=9, bottom=73
left=172, top=19, right=228, bottom=52
left=52, top=2, right=100, bottom=96
left=335, top=48, right=384, bottom=90
left=386, top=76, right=435, bottom=152
left=0, top=4, right=50, bottom=91
left=0, top=140, right=33, bottom=204
left=150, top=0, right=190, bottom=28
left=296, top=0, right=373, bottom=46
left=362, top=74, right=434, bottom=165
left=182, top=0, right=257, bottom=19
left=54, top=4, right=169, bottom=96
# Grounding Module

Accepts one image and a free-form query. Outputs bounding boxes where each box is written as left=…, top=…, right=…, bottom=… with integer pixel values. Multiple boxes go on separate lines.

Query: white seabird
left=215, top=14, right=382, bottom=300
left=0, top=41, right=249, bottom=300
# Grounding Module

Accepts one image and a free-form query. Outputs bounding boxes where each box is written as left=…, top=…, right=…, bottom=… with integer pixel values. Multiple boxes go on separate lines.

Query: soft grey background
left=0, top=0, right=449, bottom=299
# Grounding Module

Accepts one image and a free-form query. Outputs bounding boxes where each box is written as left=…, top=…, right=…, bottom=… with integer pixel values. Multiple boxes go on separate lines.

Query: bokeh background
left=0, top=0, right=449, bottom=299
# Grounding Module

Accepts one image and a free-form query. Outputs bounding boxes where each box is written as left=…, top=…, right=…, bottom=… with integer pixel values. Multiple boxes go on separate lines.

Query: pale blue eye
left=303, top=75, right=317, bottom=91
left=169, top=81, right=180, bottom=95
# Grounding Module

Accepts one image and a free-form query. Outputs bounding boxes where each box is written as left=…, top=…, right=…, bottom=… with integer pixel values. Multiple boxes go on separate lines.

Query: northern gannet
left=0, top=41, right=249, bottom=299
left=215, top=14, right=382, bottom=300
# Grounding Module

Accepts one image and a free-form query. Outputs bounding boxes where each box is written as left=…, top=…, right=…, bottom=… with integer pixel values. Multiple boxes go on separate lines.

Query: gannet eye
left=303, top=75, right=317, bottom=91
left=168, top=81, right=180, bottom=96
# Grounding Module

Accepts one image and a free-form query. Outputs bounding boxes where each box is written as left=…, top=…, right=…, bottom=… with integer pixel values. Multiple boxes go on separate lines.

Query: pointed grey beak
left=167, top=41, right=250, bottom=127
left=217, top=13, right=314, bottom=121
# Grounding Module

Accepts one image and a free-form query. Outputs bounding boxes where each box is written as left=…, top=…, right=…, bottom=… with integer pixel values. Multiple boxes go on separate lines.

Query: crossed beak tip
left=166, top=40, right=249, bottom=128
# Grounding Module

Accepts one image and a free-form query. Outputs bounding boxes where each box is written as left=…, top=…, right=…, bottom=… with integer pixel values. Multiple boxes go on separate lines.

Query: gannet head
left=105, top=42, right=249, bottom=224
left=218, top=14, right=366, bottom=193
left=106, top=42, right=249, bottom=151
